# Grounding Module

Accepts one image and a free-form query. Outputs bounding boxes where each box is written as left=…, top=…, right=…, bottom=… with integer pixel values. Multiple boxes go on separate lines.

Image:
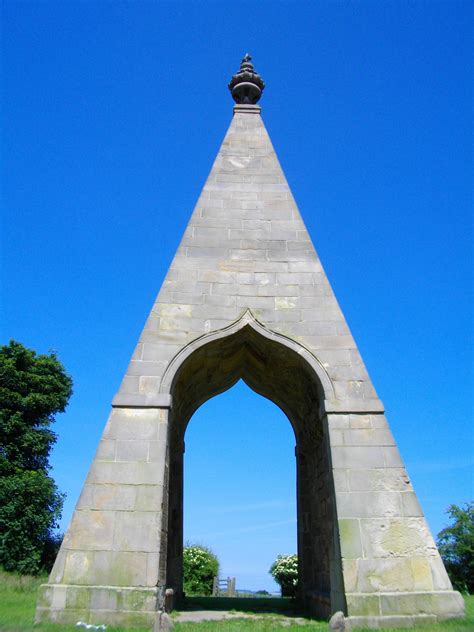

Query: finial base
left=233, top=104, right=261, bottom=115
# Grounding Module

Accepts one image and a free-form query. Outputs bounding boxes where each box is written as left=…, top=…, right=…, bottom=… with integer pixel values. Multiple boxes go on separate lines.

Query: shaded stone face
left=36, top=79, right=463, bottom=629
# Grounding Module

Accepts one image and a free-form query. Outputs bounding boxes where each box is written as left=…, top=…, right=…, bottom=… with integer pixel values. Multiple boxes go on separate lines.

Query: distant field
left=0, top=570, right=472, bottom=632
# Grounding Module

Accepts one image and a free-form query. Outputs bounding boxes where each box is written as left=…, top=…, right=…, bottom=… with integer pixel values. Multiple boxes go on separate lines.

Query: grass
left=0, top=570, right=473, bottom=632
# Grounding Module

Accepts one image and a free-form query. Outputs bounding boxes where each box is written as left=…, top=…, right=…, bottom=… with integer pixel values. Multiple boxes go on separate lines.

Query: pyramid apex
left=228, top=54, right=265, bottom=105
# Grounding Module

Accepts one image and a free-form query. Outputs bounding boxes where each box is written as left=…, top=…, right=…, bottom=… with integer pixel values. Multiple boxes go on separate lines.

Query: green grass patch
left=174, top=622, right=321, bottom=631
left=0, top=569, right=473, bottom=631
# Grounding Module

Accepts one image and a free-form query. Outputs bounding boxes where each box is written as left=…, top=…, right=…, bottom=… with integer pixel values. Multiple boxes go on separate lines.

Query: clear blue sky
left=1, top=1, right=472, bottom=592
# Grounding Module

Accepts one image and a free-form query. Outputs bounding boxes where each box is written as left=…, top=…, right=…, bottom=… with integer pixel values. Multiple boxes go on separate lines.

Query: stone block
left=65, top=509, right=115, bottom=550
left=348, top=415, right=372, bottom=429
left=113, top=511, right=160, bottom=552
left=90, top=586, right=118, bottom=611
left=383, top=446, right=405, bottom=467
left=103, top=409, right=162, bottom=440
left=92, top=484, right=136, bottom=511
left=50, top=585, right=67, bottom=609
left=372, top=415, right=388, bottom=428
left=65, top=585, right=91, bottom=610
left=328, top=415, right=350, bottom=429
left=259, top=284, right=299, bottom=297
left=139, top=376, right=161, bottom=394
left=63, top=551, right=95, bottom=584
left=91, top=551, right=148, bottom=586
left=204, top=294, right=236, bottom=307
left=429, top=556, right=454, bottom=590
left=312, top=350, right=353, bottom=368
left=147, top=441, right=167, bottom=463
left=331, top=446, right=385, bottom=469
left=287, top=241, right=312, bottom=251
left=401, top=491, right=424, bottom=517
left=142, top=344, right=181, bottom=362
left=277, top=272, right=314, bottom=285
left=48, top=550, right=67, bottom=584
left=330, top=429, right=344, bottom=446
left=76, top=484, right=95, bottom=510
left=339, top=518, right=363, bottom=558
left=288, top=260, right=321, bottom=272
left=236, top=296, right=274, bottom=308
left=116, top=440, right=149, bottom=462
left=378, top=591, right=458, bottom=617
left=337, top=491, right=402, bottom=519
left=95, top=440, right=116, bottom=461
left=119, top=375, right=140, bottom=393
left=333, top=469, right=349, bottom=491
left=355, top=559, right=424, bottom=593
left=360, top=518, right=437, bottom=559
left=229, top=248, right=268, bottom=261
left=88, top=461, right=162, bottom=485
left=341, top=559, right=358, bottom=593
left=146, top=552, right=160, bottom=585
left=347, top=469, right=412, bottom=492
left=119, top=587, right=158, bottom=611
left=342, top=428, right=396, bottom=446
left=186, top=246, right=228, bottom=258
left=135, top=485, right=164, bottom=511
left=430, top=590, right=465, bottom=618
left=155, top=303, right=193, bottom=317
left=346, top=593, right=381, bottom=616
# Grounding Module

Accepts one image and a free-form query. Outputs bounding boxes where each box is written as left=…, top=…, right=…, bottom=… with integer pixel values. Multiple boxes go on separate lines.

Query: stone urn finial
left=228, top=54, right=265, bottom=105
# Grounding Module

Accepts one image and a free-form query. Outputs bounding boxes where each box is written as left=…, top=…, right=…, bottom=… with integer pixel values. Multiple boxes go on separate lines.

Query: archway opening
left=165, top=322, right=341, bottom=617
left=183, top=379, right=296, bottom=595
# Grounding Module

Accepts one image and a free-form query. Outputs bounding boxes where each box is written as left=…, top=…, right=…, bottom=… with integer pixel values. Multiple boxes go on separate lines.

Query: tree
left=269, top=554, right=298, bottom=598
left=183, top=544, right=219, bottom=596
left=437, top=502, right=473, bottom=593
left=0, top=340, right=72, bottom=574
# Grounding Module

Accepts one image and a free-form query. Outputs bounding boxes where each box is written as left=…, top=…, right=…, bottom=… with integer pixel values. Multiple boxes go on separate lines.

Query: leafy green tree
left=183, top=544, right=219, bottom=596
left=437, top=502, right=473, bottom=593
left=269, top=553, right=298, bottom=598
left=0, top=340, right=72, bottom=574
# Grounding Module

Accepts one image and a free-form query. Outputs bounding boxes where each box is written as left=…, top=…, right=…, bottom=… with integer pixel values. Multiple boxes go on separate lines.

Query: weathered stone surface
left=360, top=518, right=438, bottom=559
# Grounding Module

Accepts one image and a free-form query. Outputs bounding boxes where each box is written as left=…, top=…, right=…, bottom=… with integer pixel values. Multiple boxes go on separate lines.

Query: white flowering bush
left=269, top=553, right=298, bottom=598
left=183, top=544, right=219, bottom=596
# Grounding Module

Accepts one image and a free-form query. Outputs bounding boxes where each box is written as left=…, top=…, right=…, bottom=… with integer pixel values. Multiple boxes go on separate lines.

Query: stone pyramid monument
left=37, top=56, right=464, bottom=629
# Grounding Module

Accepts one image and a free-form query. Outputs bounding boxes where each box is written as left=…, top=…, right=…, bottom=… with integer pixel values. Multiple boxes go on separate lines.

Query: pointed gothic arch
left=160, top=309, right=335, bottom=403
left=163, top=312, right=344, bottom=617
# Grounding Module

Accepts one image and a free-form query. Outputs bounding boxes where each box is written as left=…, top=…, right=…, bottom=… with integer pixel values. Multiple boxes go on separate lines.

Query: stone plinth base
left=35, top=584, right=159, bottom=627
left=346, top=590, right=465, bottom=629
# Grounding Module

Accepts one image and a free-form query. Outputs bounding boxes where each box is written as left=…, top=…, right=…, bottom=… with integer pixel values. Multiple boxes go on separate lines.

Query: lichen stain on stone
left=411, top=558, right=433, bottom=590
left=379, top=520, right=436, bottom=558
left=275, top=296, right=298, bottom=309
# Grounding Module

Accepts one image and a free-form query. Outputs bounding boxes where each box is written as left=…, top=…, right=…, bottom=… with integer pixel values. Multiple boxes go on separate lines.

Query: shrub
left=437, top=502, right=473, bottom=593
left=0, top=340, right=72, bottom=574
left=183, top=544, right=219, bottom=596
left=269, top=553, right=298, bottom=598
